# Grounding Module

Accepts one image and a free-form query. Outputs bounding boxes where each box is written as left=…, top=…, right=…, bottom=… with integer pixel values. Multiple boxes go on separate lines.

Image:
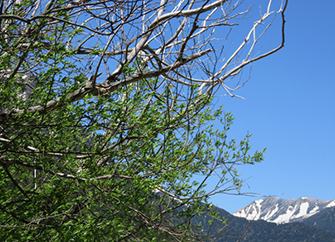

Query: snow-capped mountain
left=233, top=196, right=335, bottom=224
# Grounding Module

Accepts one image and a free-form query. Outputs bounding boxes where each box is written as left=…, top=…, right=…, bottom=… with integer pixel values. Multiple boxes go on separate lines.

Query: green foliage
left=0, top=0, right=265, bottom=241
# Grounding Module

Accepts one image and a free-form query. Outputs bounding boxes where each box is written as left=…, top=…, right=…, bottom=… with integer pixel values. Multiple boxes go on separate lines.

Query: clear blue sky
left=207, top=0, right=335, bottom=213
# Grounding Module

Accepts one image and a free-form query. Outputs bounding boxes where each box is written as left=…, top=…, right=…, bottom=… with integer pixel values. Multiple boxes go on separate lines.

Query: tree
left=0, top=0, right=287, bottom=241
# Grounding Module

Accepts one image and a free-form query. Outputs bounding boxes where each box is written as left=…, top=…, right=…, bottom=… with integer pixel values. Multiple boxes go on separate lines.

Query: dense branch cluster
left=0, top=0, right=287, bottom=240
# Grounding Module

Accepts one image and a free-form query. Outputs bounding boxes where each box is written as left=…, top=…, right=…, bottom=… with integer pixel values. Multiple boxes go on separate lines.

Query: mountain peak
left=233, top=197, right=335, bottom=224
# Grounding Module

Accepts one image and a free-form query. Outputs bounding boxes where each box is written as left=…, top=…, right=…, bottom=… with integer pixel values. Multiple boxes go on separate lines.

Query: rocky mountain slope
left=233, top=196, right=335, bottom=224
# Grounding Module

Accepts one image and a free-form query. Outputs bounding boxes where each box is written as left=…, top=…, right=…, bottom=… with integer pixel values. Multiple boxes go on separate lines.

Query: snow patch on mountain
left=326, top=200, right=335, bottom=208
left=233, top=197, right=335, bottom=224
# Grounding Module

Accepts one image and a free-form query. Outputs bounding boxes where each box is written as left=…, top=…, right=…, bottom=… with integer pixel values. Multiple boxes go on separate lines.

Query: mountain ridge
left=191, top=203, right=335, bottom=241
left=233, top=196, right=335, bottom=224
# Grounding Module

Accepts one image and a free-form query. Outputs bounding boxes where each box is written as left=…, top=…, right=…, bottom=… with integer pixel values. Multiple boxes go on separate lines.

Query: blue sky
left=207, top=0, right=335, bottom=213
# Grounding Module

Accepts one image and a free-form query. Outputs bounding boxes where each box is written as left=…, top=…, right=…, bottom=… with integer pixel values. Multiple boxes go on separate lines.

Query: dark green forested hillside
left=301, top=207, right=335, bottom=233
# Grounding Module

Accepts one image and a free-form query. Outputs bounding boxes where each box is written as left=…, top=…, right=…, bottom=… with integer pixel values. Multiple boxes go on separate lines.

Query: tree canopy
left=0, top=0, right=287, bottom=241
